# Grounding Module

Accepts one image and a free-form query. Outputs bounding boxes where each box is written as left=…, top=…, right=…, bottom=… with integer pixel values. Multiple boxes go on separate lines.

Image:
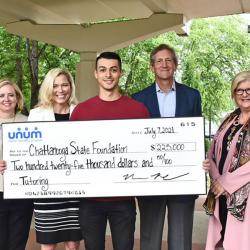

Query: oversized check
left=2, top=117, right=206, bottom=198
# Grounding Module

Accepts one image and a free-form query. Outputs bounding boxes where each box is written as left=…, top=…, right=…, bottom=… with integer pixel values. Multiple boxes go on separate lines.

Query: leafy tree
left=118, top=16, right=250, bottom=138
left=118, top=32, right=182, bottom=95
left=180, top=16, right=250, bottom=137
left=0, top=27, right=80, bottom=111
left=1, top=15, right=250, bottom=123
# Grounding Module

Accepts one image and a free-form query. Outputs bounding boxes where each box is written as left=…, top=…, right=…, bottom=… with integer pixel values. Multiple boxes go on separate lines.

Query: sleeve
left=69, top=106, right=79, bottom=121
left=132, top=91, right=146, bottom=104
left=194, top=90, right=202, bottom=116
left=209, top=160, right=221, bottom=181
left=27, top=109, right=37, bottom=121
left=208, top=140, right=221, bottom=180
left=141, top=104, right=150, bottom=118
left=217, top=161, right=250, bottom=194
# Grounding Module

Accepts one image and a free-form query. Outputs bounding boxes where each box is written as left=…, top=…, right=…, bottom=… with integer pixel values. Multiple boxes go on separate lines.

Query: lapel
left=175, top=82, right=184, bottom=117
left=46, top=107, right=57, bottom=121
left=147, top=83, right=161, bottom=117
left=69, top=104, right=76, bottom=115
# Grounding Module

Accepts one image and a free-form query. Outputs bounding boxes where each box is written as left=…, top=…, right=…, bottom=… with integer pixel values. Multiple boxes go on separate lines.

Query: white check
left=2, top=117, right=206, bottom=198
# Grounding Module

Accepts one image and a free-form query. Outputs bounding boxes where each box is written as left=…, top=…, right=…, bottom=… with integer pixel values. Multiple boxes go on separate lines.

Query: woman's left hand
left=211, top=179, right=226, bottom=199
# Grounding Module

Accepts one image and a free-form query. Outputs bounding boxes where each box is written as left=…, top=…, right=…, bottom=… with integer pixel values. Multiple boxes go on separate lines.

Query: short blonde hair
left=231, top=70, right=250, bottom=99
left=37, top=68, right=78, bottom=108
left=0, top=79, right=24, bottom=112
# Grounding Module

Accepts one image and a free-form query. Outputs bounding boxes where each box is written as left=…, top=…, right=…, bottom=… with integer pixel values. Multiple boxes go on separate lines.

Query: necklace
left=233, top=115, right=240, bottom=126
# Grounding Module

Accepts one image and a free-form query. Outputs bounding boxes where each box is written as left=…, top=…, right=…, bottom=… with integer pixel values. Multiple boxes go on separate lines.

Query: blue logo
left=8, top=127, right=42, bottom=140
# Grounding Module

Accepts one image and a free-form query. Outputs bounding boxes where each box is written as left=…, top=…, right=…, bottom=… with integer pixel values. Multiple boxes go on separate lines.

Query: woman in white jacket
left=28, top=68, right=82, bottom=250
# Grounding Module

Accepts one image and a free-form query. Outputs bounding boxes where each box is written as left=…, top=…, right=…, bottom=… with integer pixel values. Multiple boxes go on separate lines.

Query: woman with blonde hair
left=0, top=79, right=33, bottom=250
left=204, top=70, right=250, bottom=250
left=28, top=68, right=82, bottom=250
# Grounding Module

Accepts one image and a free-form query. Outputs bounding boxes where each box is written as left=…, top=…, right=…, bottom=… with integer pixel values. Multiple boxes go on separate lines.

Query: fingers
left=211, top=184, right=221, bottom=198
left=214, top=190, right=224, bottom=199
left=0, top=160, right=7, bottom=175
left=211, top=180, right=226, bottom=199
left=210, top=183, right=217, bottom=194
left=202, top=159, right=210, bottom=172
left=0, top=167, right=7, bottom=175
left=0, top=168, right=6, bottom=175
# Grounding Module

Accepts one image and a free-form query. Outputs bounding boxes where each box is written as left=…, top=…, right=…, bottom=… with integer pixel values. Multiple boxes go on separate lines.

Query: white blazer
left=28, top=104, right=76, bottom=121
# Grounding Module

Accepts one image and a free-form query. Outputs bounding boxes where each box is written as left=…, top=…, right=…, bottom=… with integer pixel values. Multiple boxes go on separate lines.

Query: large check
left=2, top=117, right=206, bottom=198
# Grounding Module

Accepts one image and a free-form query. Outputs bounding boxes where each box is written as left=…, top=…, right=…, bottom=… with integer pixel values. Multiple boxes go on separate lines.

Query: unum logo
left=8, top=127, right=42, bottom=140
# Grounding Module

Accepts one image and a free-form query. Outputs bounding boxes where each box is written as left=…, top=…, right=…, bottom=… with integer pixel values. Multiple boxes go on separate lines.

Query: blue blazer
left=132, top=82, right=202, bottom=201
left=132, top=82, right=202, bottom=118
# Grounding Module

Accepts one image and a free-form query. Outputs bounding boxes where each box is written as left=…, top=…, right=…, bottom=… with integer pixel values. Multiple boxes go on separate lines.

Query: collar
left=156, top=81, right=176, bottom=93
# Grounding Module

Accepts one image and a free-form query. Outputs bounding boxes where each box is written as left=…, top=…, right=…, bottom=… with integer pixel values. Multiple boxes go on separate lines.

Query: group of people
left=0, top=70, right=82, bottom=250
left=0, top=43, right=249, bottom=250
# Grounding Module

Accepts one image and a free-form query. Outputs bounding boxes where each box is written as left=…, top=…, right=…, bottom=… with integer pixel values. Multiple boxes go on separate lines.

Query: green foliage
left=181, top=16, right=250, bottom=122
left=118, top=15, right=250, bottom=127
left=205, top=138, right=212, bottom=153
left=0, top=27, right=80, bottom=110
left=117, top=32, right=183, bottom=95
left=1, top=15, right=250, bottom=121
left=38, top=45, right=80, bottom=81
left=0, top=28, right=21, bottom=79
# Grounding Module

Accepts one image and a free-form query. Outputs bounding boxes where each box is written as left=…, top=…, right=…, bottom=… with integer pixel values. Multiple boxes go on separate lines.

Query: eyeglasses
left=235, top=88, right=250, bottom=95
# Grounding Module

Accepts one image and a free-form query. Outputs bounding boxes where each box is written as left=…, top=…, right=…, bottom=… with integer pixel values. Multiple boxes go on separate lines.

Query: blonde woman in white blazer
left=28, top=104, right=76, bottom=121
left=28, top=68, right=82, bottom=250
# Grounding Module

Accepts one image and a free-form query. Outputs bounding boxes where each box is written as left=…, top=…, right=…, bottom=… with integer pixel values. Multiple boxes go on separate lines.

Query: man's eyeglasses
left=235, top=88, right=250, bottom=95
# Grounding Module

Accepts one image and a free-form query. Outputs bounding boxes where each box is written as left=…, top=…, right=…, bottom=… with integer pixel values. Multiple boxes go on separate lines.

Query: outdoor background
left=1, top=15, right=250, bottom=140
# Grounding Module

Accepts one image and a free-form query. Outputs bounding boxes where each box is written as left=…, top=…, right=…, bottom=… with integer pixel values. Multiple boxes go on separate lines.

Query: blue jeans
left=79, top=199, right=136, bottom=250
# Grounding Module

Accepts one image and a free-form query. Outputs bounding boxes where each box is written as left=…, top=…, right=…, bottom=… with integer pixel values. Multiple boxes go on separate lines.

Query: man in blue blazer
left=132, top=44, right=202, bottom=250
